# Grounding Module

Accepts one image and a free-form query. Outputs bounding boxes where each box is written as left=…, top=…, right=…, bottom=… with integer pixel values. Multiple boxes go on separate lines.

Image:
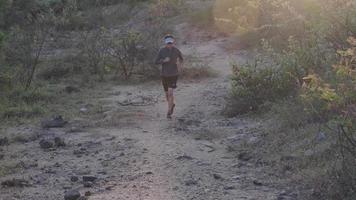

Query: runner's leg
left=167, top=88, right=174, bottom=114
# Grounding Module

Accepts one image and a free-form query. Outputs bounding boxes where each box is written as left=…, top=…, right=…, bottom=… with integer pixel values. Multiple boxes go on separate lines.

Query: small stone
left=64, top=189, right=81, bottom=200
left=65, top=86, right=80, bottom=93
left=39, top=139, right=54, bottom=149
left=185, top=179, right=198, bottom=186
left=54, top=137, right=66, bottom=147
left=97, top=171, right=107, bottom=175
left=253, top=180, right=263, bottom=186
left=41, top=115, right=67, bottom=128
left=213, top=173, right=223, bottom=180
left=83, top=176, right=97, bottom=182
left=80, top=108, right=88, bottom=113
left=238, top=152, right=252, bottom=161
left=105, top=185, right=115, bottom=190
left=70, top=176, right=79, bottom=182
left=54, top=162, right=61, bottom=167
left=176, top=155, right=193, bottom=160
left=84, top=191, right=91, bottom=196
left=223, top=185, right=236, bottom=190
left=73, top=149, right=86, bottom=155
left=83, top=181, right=93, bottom=188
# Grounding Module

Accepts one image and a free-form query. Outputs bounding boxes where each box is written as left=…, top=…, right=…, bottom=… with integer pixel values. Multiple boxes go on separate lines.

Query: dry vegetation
left=0, top=0, right=187, bottom=123
left=206, top=0, right=356, bottom=199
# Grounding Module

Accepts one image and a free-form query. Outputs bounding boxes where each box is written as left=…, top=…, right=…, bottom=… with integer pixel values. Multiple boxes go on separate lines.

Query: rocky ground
left=0, top=22, right=298, bottom=200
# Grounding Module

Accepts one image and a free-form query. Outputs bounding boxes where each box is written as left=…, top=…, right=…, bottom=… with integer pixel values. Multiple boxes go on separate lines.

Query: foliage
left=149, top=0, right=185, bottom=17
left=226, top=1, right=356, bottom=198
left=108, top=31, right=146, bottom=79
left=227, top=58, right=296, bottom=115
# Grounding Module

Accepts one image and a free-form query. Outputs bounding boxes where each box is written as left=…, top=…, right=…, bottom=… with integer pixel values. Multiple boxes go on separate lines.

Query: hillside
left=0, top=1, right=355, bottom=200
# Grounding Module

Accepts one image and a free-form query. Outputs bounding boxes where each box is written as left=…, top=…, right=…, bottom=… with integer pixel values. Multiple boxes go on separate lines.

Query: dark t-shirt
left=155, top=46, right=183, bottom=77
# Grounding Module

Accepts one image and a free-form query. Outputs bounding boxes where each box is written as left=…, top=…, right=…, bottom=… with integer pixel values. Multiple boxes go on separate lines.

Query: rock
left=0, top=137, right=9, bottom=146
left=41, top=115, right=68, bottom=128
left=70, top=176, right=79, bottom=182
left=199, top=143, right=215, bottom=152
left=73, top=148, right=87, bottom=156
left=82, top=176, right=97, bottom=182
left=1, top=179, right=30, bottom=187
left=77, top=197, right=87, bottom=200
left=79, top=107, right=88, bottom=113
left=0, top=154, right=4, bottom=160
left=105, top=185, right=115, bottom=190
left=83, top=181, right=93, bottom=188
left=176, top=155, right=193, bottom=161
left=238, top=152, right=252, bottom=161
left=54, top=137, right=66, bottom=147
left=223, top=185, right=236, bottom=190
left=64, top=189, right=81, bottom=200
left=84, top=191, right=91, bottom=196
left=65, top=86, right=80, bottom=94
left=213, top=173, right=223, bottom=180
left=232, top=175, right=241, bottom=180
left=184, top=179, right=198, bottom=186
left=39, top=139, right=54, bottom=149
left=253, top=180, right=263, bottom=186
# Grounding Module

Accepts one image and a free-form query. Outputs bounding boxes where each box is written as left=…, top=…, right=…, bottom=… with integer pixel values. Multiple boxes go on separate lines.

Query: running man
left=155, top=34, right=184, bottom=119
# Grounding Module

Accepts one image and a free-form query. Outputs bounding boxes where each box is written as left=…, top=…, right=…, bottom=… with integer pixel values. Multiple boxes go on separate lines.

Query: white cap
left=164, top=37, right=174, bottom=44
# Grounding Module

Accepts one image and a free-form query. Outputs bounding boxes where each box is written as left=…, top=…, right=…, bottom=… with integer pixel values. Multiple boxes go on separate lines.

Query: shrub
left=226, top=58, right=297, bottom=116
left=77, top=28, right=110, bottom=80
left=149, top=0, right=185, bottom=17
left=107, top=30, right=146, bottom=79
left=189, top=6, right=214, bottom=28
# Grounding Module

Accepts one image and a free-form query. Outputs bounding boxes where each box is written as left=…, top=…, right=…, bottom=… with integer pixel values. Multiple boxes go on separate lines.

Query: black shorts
left=161, top=76, right=178, bottom=92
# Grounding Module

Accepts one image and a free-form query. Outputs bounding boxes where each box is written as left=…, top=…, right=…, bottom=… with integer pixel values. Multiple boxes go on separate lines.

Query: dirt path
left=89, top=24, right=283, bottom=200
left=0, top=23, right=289, bottom=200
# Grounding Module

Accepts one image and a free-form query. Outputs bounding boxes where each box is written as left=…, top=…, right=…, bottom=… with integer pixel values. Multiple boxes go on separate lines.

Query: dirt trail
left=89, top=24, right=282, bottom=200
left=0, top=23, right=289, bottom=200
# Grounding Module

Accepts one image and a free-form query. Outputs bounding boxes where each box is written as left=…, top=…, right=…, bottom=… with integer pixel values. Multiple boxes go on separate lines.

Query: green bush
left=226, top=58, right=297, bottom=116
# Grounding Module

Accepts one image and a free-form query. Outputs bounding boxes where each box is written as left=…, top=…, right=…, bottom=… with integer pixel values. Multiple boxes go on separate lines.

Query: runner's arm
left=155, top=49, right=163, bottom=64
left=178, top=49, right=183, bottom=63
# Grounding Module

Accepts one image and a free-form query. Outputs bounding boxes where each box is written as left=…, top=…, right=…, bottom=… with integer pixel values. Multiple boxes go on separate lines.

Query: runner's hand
left=178, top=62, right=183, bottom=74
